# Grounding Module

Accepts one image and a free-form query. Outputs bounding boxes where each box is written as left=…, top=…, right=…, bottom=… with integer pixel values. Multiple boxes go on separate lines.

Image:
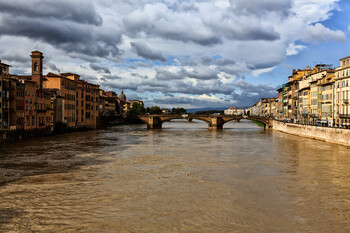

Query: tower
left=31, top=50, right=44, bottom=88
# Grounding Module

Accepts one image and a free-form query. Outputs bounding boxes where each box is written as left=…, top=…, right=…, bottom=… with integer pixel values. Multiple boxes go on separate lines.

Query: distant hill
left=186, top=107, right=227, bottom=114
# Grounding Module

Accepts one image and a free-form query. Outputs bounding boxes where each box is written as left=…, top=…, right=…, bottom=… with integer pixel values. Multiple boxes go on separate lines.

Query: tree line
left=128, top=103, right=187, bottom=115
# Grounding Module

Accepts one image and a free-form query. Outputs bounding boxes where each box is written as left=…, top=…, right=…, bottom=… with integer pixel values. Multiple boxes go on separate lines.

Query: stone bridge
left=137, top=114, right=273, bottom=130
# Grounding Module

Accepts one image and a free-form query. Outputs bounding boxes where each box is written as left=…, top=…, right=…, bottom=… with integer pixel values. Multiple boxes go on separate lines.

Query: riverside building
left=334, top=56, right=350, bottom=128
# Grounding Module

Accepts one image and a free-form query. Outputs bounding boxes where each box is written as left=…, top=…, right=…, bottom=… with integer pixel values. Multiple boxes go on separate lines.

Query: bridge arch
left=137, top=115, right=272, bottom=130
left=245, top=116, right=272, bottom=129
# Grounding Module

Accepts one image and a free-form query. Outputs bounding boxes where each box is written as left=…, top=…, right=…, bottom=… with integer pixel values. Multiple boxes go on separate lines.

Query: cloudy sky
left=1, top=0, right=349, bottom=109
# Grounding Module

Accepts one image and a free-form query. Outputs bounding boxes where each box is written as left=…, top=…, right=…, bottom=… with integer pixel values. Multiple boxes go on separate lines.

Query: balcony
left=343, top=99, right=349, bottom=104
left=309, top=114, right=318, bottom=118
left=339, top=114, right=350, bottom=118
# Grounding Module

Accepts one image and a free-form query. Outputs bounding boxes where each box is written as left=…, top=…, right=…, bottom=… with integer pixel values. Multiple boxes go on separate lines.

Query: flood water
left=0, top=120, right=350, bottom=232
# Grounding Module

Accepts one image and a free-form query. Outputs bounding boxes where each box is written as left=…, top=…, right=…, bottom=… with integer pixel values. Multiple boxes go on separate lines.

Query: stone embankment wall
left=273, top=120, right=350, bottom=147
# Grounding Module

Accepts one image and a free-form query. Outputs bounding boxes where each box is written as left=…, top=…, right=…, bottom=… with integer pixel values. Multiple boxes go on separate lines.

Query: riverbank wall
left=272, top=120, right=350, bottom=147
left=0, top=115, right=127, bottom=142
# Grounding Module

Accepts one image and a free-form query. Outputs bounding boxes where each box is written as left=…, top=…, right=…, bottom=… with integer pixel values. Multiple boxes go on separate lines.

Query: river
left=0, top=120, right=349, bottom=232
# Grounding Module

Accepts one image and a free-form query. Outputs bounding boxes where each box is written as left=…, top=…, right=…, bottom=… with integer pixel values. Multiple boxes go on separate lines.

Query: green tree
left=146, top=106, right=162, bottom=114
left=128, top=102, right=146, bottom=116
left=171, top=108, right=187, bottom=115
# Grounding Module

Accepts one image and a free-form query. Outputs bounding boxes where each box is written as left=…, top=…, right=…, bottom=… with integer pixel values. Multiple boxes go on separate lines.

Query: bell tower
left=31, top=50, right=44, bottom=88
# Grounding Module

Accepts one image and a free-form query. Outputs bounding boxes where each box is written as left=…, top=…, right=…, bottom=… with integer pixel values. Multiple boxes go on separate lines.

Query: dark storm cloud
left=153, top=95, right=235, bottom=108
left=205, top=20, right=280, bottom=41
left=141, top=79, right=235, bottom=95
left=81, top=74, right=99, bottom=82
left=0, top=0, right=102, bottom=26
left=90, top=63, right=111, bottom=74
left=105, top=82, right=138, bottom=91
left=185, top=68, right=219, bottom=80
left=234, top=79, right=276, bottom=94
left=232, top=0, right=292, bottom=16
left=123, top=4, right=222, bottom=46
left=47, top=63, right=58, bottom=71
left=155, top=69, right=184, bottom=80
left=1, top=53, right=28, bottom=64
left=155, top=66, right=218, bottom=81
left=0, top=1, right=122, bottom=60
left=130, top=42, right=167, bottom=62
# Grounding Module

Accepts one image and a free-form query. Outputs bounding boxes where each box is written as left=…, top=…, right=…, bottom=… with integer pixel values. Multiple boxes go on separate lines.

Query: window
left=26, top=116, right=30, bottom=126
left=34, top=62, right=38, bottom=72
left=32, top=116, right=35, bottom=125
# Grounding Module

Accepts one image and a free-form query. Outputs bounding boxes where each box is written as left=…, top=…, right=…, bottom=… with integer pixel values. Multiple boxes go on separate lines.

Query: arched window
left=34, top=62, right=38, bottom=72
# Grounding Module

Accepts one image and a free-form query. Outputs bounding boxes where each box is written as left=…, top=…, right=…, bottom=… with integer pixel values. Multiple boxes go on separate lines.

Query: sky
left=0, top=0, right=349, bottom=109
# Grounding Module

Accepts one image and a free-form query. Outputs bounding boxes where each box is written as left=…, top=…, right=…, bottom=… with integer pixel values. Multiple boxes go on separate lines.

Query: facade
left=62, top=73, right=100, bottom=128
left=298, top=87, right=310, bottom=124
left=44, top=72, right=77, bottom=128
left=319, top=72, right=335, bottom=127
left=334, top=56, right=350, bottom=128
left=1, top=50, right=140, bottom=140
left=224, top=107, right=244, bottom=115
left=44, top=72, right=99, bottom=129
left=0, top=60, right=11, bottom=131
left=15, top=80, right=25, bottom=130
left=99, top=90, right=118, bottom=117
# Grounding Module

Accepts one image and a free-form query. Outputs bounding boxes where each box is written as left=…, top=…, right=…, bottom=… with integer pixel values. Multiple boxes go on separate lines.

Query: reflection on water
left=0, top=120, right=350, bottom=232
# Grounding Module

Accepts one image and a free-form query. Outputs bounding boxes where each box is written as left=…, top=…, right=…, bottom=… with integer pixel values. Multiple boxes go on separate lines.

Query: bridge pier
left=145, top=116, right=163, bottom=129
left=208, top=117, right=225, bottom=130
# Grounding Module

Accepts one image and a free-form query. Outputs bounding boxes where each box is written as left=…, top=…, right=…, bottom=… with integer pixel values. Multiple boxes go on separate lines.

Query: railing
left=339, top=114, right=350, bottom=118
left=273, top=118, right=350, bottom=129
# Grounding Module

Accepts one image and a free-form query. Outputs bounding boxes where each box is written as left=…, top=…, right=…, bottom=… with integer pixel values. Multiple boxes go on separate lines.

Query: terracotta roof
left=0, top=62, right=11, bottom=67
left=24, top=79, right=37, bottom=83
left=61, top=72, right=80, bottom=77
left=339, top=55, right=350, bottom=61
left=46, top=72, right=61, bottom=77
left=16, top=75, right=32, bottom=80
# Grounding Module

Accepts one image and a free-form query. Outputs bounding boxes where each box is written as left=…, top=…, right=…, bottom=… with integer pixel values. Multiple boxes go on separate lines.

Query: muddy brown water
left=0, top=120, right=349, bottom=232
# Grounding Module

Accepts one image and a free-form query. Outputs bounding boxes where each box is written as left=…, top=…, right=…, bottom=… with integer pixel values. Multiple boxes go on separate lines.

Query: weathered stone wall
left=273, top=120, right=350, bottom=146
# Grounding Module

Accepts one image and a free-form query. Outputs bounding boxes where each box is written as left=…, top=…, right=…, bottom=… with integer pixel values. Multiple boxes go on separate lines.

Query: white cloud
left=286, top=43, right=307, bottom=56
left=0, top=0, right=345, bottom=108
left=303, top=23, right=346, bottom=43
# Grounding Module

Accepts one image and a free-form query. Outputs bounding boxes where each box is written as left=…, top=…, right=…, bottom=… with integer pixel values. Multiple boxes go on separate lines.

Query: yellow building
left=319, top=72, right=335, bottom=127
left=334, top=56, right=350, bottom=128
left=298, top=87, right=310, bottom=124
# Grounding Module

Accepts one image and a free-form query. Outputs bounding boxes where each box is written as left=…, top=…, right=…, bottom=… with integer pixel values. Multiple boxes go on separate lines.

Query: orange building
left=44, top=72, right=78, bottom=128
left=61, top=73, right=100, bottom=128
left=24, top=80, right=38, bottom=130
left=15, top=80, right=25, bottom=130
left=0, top=60, right=11, bottom=131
